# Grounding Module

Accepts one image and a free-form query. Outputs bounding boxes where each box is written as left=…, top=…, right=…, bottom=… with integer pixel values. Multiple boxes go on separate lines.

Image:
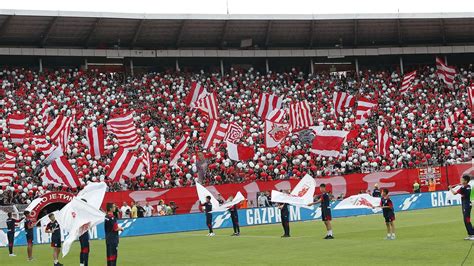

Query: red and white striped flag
left=170, top=135, right=190, bottom=166
left=226, top=142, right=255, bottom=161
left=257, top=93, right=283, bottom=119
left=355, top=98, right=377, bottom=125
left=106, top=113, right=141, bottom=150
left=202, top=120, right=228, bottom=150
left=468, top=86, right=474, bottom=110
left=289, top=100, right=313, bottom=131
left=445, top=111, right=461, bottom=131
left=185, top=82, right=208, bottom=106
left=193, top=92, right=220, bottom=119
left=0, top=158, right=15, bottom=187
left=377, top=126, right=392, bottom=157
left=223, top=122, right=243, bottom=144
left=32, top=136, right=56, bottom=156
left=46, top=115, right=74, bottom=151
left=400, top=70, right=417, bottom=93
left=86, top=125, right=105, bottom=159
left=4, top=151, right=16, bottom=161
left=310, top=130, right=349, bottom=157
left=267, top=108, right=288, bottom=123
left=333, top=92, right=355, bottom=117
left=41, top=156, right=81, bottom=188
left=141, top=147, right=151, bottom=176
left=107, top=148, right=144, bottom=182
left=436, top=57, right=456, bottom=87
left=40, top=100, right=49, bottom=125
left=7, top=114, right=28, bottom=144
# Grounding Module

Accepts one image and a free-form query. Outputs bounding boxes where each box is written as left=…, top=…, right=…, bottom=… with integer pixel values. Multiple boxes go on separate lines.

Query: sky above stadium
left=2, top=0, right=474, bottom=14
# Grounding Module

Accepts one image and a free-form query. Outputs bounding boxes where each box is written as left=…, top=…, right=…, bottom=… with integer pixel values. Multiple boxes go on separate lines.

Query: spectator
left=136, top=202, right=145, bottom=218
left=143, top=202, right=153, bottom=217
left=428, top=179, right=437, bottom=192
left=372, top=184, right=381, bottom=197
left=156, top=200, right=166, bottom=216
left=131, top=201, right=138, bottom=219
left=258, top=192, right=270, bottom=207
left=169, top=201, right=178, bottom=215
left=120, top=202, right=131, bottom=219
left=217, top=194, right=224, bottom=204
left=413, top=181, right=421, bottom=193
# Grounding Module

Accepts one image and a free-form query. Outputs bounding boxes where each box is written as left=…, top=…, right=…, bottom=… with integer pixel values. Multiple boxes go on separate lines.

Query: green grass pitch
left=1, top=206, right=473, bottom=265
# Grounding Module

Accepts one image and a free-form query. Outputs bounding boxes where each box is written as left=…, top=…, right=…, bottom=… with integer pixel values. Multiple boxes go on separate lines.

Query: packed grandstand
left=0, top=61, right=472, bottom=206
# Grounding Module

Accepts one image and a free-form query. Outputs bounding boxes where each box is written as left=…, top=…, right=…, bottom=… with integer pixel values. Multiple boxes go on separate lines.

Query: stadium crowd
left=0, top=63, right=473, bottom=205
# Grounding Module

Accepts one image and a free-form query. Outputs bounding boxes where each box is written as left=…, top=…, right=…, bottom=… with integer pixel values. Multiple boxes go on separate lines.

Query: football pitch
left=1, top=206, right=473, bottom=265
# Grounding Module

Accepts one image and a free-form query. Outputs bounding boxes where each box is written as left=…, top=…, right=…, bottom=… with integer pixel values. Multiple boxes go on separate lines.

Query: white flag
left=56, top=198, right=105, bottom=257
left=211, top=192, right=245, bottom=213
left=195, top=183, right=245, bottom=212
left=271, top=174, right=316, bottom=206
left=334, top=194, right=381, bottom=210
left=0, top=230, right=7, bottom=247
left=76, top=182, right=107, bottom=209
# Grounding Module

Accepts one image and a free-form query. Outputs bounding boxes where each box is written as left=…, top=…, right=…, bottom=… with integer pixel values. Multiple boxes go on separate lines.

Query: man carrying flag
left=45, top=213, right=63, bottom=266
left=449, top=175, right=474, bottom=240
left=308, top=184, right=334, bottom=239
left=202, top=196, right=215, bottom=237
left=105, top=203, right=124, bottom=266
left=279, top=198, right=290, bottom=238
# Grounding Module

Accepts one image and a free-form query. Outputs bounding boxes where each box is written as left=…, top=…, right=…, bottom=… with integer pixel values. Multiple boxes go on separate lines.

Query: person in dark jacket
left=228, top=196, right=240, bottom=236
left=279, top=201, right=290, bottom=238
left=105, top=203, right=123, bottom=266
left=6, top=212, right=21, bottom=256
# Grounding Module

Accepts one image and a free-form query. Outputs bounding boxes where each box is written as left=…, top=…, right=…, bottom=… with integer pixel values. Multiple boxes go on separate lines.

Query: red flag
left=436, top=57, right=456, bottom=87
left=377, top=126, right=392, bottom=157
left=310, top=130, right=349, bottom=157
left=264, top=120, right=291, bottom=149
left=45, top=115, right=74, bottom=151
left=333, top=92, right=355, bottom=117
left=7, top=114, right=28, bottom=144
left=0, top=158, right=15, bottom=187
left=400, top=70, right=416, bottom=93
left=355, top=98, right=377, bottom=125
left=289, top=100, right=313, bottom=132
left=226, top=142, right=255, bottom=161
left=185, top=82, right=208, bottom=106
left=202, top=120, right=228, bottom=150
left=107, top=148, right=144, bottom=182
left=223, top=122, right=243, bottom=144
left=193, top=92, right=220, bottom=119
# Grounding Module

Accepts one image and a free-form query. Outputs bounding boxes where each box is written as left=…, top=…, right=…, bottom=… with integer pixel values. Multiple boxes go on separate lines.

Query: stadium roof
left=0, top=9, right=473, bottom=50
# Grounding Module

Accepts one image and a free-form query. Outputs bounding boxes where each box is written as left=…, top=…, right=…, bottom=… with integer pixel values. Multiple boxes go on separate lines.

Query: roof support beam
left=0, top=16, right=13, bottom=38
left=353, top=19, right=358, bottom=47
left=219, top=20, right=229, bottom=49
left=440, top=19, right=447, bottom=45
left=175, top=20, right=186, bottom=48
left=308, top=20, right=316, bottom=48
left=40, top=17, right=58, bottom=47
left=131, top=19, right=145, bottom=48
left=264, top=20, right=273, bottom=48
left=84, top=18, right=102, bottom=48
left=397, top=19, right=403, bottom=46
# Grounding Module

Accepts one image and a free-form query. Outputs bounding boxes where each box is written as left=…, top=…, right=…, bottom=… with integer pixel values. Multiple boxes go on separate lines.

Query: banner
left=1, top=190, right=464, bottom=247
left=102, top=163, right=473, bottom=214
left=334, top=194, right=381, bottom=210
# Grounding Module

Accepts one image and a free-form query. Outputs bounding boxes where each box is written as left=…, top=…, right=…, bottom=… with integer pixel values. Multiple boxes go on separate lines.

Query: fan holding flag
left=308, top=184, right=334, bottom=239
left=448, top=175, right=474, bottom=240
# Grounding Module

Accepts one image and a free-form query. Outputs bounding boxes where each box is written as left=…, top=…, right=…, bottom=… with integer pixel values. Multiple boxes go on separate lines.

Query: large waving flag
left=267, top=108, right=288, bottom=123
left=195, top=182, right=245, bottom=213
left=223, top=122, right=243, bottom=144
left=310, top=130, right=349, bottom=157
left=185, top=82, right=208, bottom=106
left=57, top=197, right=105, bottom=257
left=399, top=70, right=417, bottom=93
left=226, top=142, right=255, bottom=161
left=333, top=92, right=355, bottom=117
left=86, top=125, right=105, bottom=159
left=193, top=92, right=220, bottom=119
left=7, top=114, right=28, bottom=144
left=106, top=113, right=141, bottom=150
left=355, top=98, right=377, bottom=125
left=32, top=136, right=56, bottom=156
left=334, top=194, right=382, bottom=210
left=41, top=156, right=80, bottom=188
left=377, top=126, right=391, bottom=157
left=0, top=158, right=15, bottom=187
left=289, top=100, right=313, bottom=132
left=257, top=93, right=283, bottom=119
left=107, top=148, right=144, bottom=181
left=436, top=57, right=456, bottom=87
left=170, top=135, right=190, bottom=166
left=264, top=120, right=291, bottom=149
left=46, top=115, right=74, bottom=151
left=468, top=85, right=474, bottom=110
left=202, top=120, right=228, bottom=150
left=271, top=174, right=316, bottom=206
